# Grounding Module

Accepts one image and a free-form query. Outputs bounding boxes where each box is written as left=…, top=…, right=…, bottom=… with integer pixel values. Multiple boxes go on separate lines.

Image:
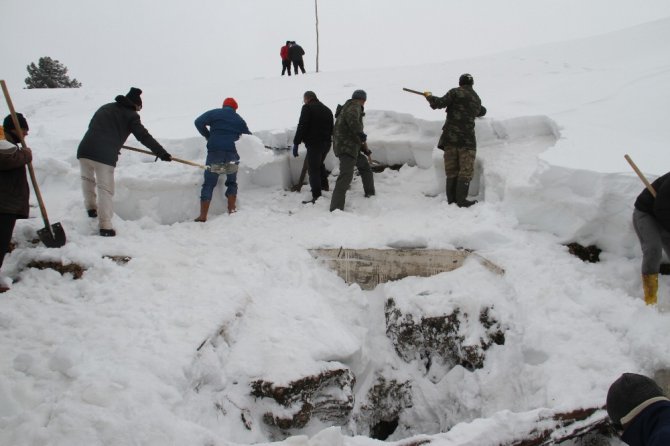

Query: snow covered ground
left=2, top=3, right=670, bottom=445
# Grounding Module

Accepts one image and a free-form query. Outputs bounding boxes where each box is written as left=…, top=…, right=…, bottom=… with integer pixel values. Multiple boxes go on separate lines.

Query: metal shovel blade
left=37, top=222, right=66, bottom=248
left=209, top=162, right=239, bottom=175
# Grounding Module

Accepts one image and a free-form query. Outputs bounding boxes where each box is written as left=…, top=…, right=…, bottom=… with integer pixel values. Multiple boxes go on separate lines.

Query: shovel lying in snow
left=122, top=145, right=238, bottom=175
left=1, top=80, right=66, bottom=248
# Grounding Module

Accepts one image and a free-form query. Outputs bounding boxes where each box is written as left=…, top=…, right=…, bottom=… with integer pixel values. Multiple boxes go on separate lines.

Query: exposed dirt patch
left=565, top=243, right=601, bottom=263
left=25, top=260, right=86, bottom=279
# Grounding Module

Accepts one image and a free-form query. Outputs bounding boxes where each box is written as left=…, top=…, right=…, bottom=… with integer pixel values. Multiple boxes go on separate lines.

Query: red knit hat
left=222, top=97, right=238, bottom=110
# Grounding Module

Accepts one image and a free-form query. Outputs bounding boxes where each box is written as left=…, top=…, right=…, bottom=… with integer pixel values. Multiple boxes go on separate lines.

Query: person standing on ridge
left=288, top=41, right=306, bottom=75
left=77, top=87, right=172, bottom=237
left=424, top=73, right=486, bottom=207
left=292, top=91, right=334, bottom=204
left=330, top=90, right=375, bottom=212
left=632, top=171, right=670, bottom=305
left=194, top=97, right=251, bottom=221
left=0, top=113, right=32, bottom=292
left=280, top=41, right=292, bottom=76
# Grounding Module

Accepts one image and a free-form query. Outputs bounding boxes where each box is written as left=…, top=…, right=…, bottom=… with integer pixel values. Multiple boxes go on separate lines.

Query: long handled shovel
left=292, top=157, right=309, bottom=192
left=122, top=145, right=206, bottom=168
left=1, top=80, right=66, bottom=248
left=624, top=154, right=656, bottom=197
left=121, top=145, right=238, bottom=175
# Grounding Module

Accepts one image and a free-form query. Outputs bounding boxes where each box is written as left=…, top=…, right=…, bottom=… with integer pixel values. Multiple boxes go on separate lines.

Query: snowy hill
left=1, top=8, right=670, bottom=446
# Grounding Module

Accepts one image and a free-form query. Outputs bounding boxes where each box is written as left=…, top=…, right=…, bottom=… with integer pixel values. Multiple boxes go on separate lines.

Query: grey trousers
left=330, top=153, right=375, bottom=212
left=633, top=208, right=670, bottom=275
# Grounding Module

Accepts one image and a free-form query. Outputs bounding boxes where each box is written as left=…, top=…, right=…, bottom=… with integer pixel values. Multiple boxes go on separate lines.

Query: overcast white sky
left=3, top=0, right=670, bottom=90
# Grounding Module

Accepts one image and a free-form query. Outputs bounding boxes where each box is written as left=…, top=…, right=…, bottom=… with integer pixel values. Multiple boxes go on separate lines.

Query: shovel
left=121, top=145, right=238, bottom=175
left=1, top=80, right=66, bottom=248
left=624, top=154, right=657, bottom=197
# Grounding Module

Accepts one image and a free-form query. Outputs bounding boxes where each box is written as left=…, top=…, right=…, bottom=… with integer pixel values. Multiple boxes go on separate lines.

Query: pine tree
left=24, top=57, right=82, bottom=89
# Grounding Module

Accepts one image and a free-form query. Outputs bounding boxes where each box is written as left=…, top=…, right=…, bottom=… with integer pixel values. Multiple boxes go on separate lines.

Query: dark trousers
left=633, top=208, right=670, bottom=275
left=281, top=59, right=292, bottom=76
left=292, top=60, right=306, bottom=74
left=330, top=153, right=375, bottom=211
left=0, top=214, right=18, bottom=269
left=306, top=141, right=331, bottom=199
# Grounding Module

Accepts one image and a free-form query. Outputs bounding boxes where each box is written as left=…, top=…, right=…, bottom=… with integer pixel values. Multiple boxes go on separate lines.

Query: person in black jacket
left=77, top=88, right=172, bottom=237
left=292, top=91, right=333, bottom=203
left=633, top=172, right=670, bottom=305
left=288, top=41, right=306, bottom=75
left=0, top=113, right=32, bottom=292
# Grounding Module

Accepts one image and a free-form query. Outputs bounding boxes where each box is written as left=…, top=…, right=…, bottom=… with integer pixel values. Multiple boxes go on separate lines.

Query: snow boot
left=446, top=177, right=457, bottom=204
left=99, top=228, right=116, bottom=237
left=455, top=178, right=477, bottom=208
left=642, top=274, right=658, bottom=305
left=194, top=200, right=210, bottom=222
left=87, top=209, right=97, bottom=218
left=227, top=195, right=237, bottom=214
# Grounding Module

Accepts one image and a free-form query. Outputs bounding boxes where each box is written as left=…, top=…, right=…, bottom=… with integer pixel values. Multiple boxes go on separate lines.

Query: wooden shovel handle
left=121, top=145, right=206, bottom=169
left=625, top=154, right=656, bottom=197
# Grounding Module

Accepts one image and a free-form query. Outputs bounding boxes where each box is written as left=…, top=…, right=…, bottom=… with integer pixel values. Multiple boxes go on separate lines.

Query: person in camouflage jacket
left=426, top=73, right=486, bottom=207
left=330, top=90, right=375, bottom=212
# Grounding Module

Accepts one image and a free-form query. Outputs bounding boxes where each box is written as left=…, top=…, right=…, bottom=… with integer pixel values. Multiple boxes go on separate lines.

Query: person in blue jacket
left=193, top=97, right=251, bottom=221
left=607, top=372, right=670, bottom=445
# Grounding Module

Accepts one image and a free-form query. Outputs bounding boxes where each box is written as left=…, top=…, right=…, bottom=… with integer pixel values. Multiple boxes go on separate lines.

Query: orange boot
left=227, top=195, right=237, bottom=214
left=194, top=200, right=210, bottom=222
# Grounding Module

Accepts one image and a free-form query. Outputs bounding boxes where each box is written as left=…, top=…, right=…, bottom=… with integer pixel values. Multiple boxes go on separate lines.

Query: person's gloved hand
left=292, top=144, right=299, bottom=157
left=159, top=152, right=172, bottom=162
left=359, top=132, right=367, bottom=143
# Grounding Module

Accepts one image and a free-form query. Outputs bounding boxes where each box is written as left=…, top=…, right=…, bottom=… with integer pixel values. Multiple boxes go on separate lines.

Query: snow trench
left=33, top=110, right=643, bottom=258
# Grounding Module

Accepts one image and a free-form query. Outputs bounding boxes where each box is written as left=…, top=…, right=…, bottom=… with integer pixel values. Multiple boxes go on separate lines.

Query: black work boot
left=455, top=178, right=477, bottom=208
left=446, top=178, right=457, bottom=204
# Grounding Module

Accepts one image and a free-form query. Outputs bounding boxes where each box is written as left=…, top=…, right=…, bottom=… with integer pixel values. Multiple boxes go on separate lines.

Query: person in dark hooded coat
left=77, top=88, right=172, bottom=237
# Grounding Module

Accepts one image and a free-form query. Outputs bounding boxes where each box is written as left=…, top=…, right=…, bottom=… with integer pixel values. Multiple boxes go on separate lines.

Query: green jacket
left=428, top=85, right=486, bottom=149
left=333, top=99, right=365, bottom=158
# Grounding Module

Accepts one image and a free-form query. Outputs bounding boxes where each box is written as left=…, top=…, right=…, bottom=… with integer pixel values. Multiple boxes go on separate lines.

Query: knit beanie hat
left=352, top=89, right=367, bottom=101
left=3, top=113, right=29, bottom=132
left=459, top=73, right=474, bottom=86
left=606, top=373, right=667, bottom=427
left=125, top=87, right=143, bottom=107
left=223, top=97, right=238, bottom=110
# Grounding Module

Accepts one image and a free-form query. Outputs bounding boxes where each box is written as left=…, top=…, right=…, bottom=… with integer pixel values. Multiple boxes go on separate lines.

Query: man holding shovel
left=424, top=73, right=486, bottom=207
left=329, top=89, right=375, bottom=212
left=292, top=90, right=334, bottom=204
left=77, top=87, right=172, bottom=237
left=632, top=171, right=670, bottom=305
left=0, top=113, right=31, bottom=292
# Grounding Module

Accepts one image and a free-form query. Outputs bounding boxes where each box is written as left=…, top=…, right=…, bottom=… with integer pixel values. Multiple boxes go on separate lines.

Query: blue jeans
left=200, top=151, right=240, bottom=201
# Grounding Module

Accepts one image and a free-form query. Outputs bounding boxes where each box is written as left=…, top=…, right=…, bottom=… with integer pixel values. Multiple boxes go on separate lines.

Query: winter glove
left=158, top=151, right=172, bottom=162
left=358, top=132, right=368, bottom=143
left=292, top=144, right=299, bottom=157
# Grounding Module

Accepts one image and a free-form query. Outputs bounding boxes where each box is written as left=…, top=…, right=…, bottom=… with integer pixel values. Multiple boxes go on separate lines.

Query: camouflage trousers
left=443, top=146, right=476, bottom=181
